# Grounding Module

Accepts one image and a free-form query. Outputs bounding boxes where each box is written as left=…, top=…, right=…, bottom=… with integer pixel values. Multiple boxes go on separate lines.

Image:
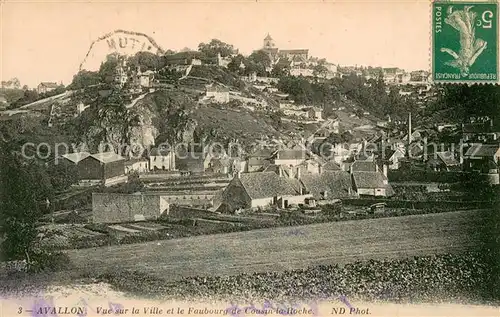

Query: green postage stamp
left=432, top=0, right=499, bottom=83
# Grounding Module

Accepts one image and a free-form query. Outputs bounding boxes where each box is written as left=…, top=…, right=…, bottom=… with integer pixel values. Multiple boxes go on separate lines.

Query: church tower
left=263, top=33, right=275, bottom=49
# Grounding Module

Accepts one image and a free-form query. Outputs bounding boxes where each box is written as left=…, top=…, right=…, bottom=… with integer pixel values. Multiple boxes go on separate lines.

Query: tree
left=247, top=50, right=272, bottom=71
left=227, top=54, right=246, bottom=74
left=312, top=64, right=329, bottom=78
left=127, top=52, right=165, bottom=72
left=46, top=162, right=79, bottom=192
left=0, top=141, right=54, bottom=268
left=198, top=39, right=235, bottom=59
left=99, top=54, right=121, bottom=85
left=271, top=59, right=291, bottom=78
left=68, top=70, right=101, bottom=90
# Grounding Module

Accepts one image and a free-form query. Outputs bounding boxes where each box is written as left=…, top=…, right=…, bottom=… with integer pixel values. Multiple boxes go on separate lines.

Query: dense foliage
left=99, top=252, right=499, bottom=304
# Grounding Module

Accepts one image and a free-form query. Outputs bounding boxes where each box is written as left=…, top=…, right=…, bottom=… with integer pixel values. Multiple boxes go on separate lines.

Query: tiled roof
left=239, top=172, right=297, bottom=199
left=322, top=160, right=341, bottom=171
left=274, top=150, right=308, bottom=160
left=435, top=151, right=460, bottom=166
left=465, top=144, right=500, bottom=157
left=352, top=171, right=389, bottom=189
left=249, top=148, right=275, bottom=159
left=351, top=160, right=377, bottom=172
left=300, top=171, right=353, bottom=200
left=247, top=157, right=270, bottom=168
left=90, top=152, right=125, bottom=164
left=62, top=152, right=90, bottom=163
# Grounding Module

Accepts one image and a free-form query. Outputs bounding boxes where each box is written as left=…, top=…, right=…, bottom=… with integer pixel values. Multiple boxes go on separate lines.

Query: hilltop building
left=260, top=34, right=309, bottom=66
left=37, top=82, right=59, bottom=94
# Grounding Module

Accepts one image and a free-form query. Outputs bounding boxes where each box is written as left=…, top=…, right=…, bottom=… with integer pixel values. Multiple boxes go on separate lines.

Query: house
left=307, top=107, right=323, bottom=121
left=138, top=70, right=155, bottom=88
left=78, top=152, right=126, bottom=186
left=92, top=193, right=169, bottom=224
left=270, top=149, right=308, bottom=166
left=218, top=172, right=311, bottom=212
left=300, top=171, right=354, bottom=200
left=461, top=119, right=500, bottom=144
left=321, top=160, right=342, bottom=172
left=351, top=160, right=378, bottom=172
left=37, top=82, right=59, bottom=94
left=206, top=85, right=230, bottom=103
left=246, top=157, right=271, bottom=172
left=426, top=151, right=461, bottom=172
left=352, top=171, right=394, bottom=197
left=125, top=158, right=149, bottom=174
left=385, top=148, right=405, bottom=170
left=165, top=51, right=203, bottom=65
left=464, top=144, right=500, bottom=173
left=175, top=150, right=212, bottom=174
left=148, top=147, right=176, bottom=171
left=206, top=157, right=232, bottom=175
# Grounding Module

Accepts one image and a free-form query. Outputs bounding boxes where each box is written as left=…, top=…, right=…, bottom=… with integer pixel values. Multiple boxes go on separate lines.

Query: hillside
left=2, top=63, right=393, bottom=156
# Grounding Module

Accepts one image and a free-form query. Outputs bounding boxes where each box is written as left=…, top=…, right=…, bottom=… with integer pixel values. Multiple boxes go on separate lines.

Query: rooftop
left=239, top=172, right=298, bottom=199
left=90, top=152, right=125, bottom=164
left=61, top=152, right=91, bottom=163
left=465, top=144, right=500, bottom=157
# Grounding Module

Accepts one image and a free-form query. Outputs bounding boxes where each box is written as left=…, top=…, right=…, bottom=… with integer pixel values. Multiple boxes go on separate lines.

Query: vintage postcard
left=0, top=0, right=499, bottom=316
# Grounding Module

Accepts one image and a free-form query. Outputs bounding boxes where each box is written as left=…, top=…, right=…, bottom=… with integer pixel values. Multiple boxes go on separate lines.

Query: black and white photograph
left=0, top=1, right=499, bottom=316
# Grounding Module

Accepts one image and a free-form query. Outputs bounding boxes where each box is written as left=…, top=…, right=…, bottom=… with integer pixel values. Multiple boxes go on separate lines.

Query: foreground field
left=66, top=210, right=494, bottom=282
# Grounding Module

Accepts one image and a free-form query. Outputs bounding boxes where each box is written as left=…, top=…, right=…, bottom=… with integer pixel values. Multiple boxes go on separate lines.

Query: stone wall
left=92, top=193, right=168, bottom=224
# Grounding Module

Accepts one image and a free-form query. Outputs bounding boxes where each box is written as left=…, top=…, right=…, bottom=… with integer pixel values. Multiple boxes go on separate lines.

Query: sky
left=1, top=0, right=431, bottom=88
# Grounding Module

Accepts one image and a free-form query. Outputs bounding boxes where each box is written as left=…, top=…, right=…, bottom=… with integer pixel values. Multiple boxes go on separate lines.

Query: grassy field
left=65, top=210, right=493, bottom=283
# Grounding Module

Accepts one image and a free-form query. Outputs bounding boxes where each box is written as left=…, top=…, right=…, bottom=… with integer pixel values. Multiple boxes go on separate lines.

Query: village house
left=205, top=85, right=230, bottom=104
left=299, top=171, right=354, bottom=200
left=464, top=144, right=500, bottom=173
left=426, top=151, right=461, bottom=172
left=137, top=69, right=155, bottom=88
left=270, top=149, right=308, bottom=167
left=351, top=171, right=394, bottom=197
left=384, top=148, right=405, bottom=170
left=307, top=107, right=323, bottom=121
left=78, top=152, right=127, bottom=186
left=461, top=118, right=500, bottom=144
left=37, top=82, right=59, bottom=94
left=125, top=158, right=149, bottom=174
left=148, top=147, right=176, bottom=171
left=218, top=171, right=312, bottom=212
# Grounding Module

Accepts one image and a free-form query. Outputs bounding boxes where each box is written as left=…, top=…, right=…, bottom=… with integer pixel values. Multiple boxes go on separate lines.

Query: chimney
left=408, top=112, right=412, bottom=144
left=318, top=164, right=323, bottom=175
left=296, top=167, right=301, bottom=180
left=383, top=164, right=388, bottom=178
left=237, top=171, right=241, bottom=178
left=279, top=166, right=283, bottom=177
